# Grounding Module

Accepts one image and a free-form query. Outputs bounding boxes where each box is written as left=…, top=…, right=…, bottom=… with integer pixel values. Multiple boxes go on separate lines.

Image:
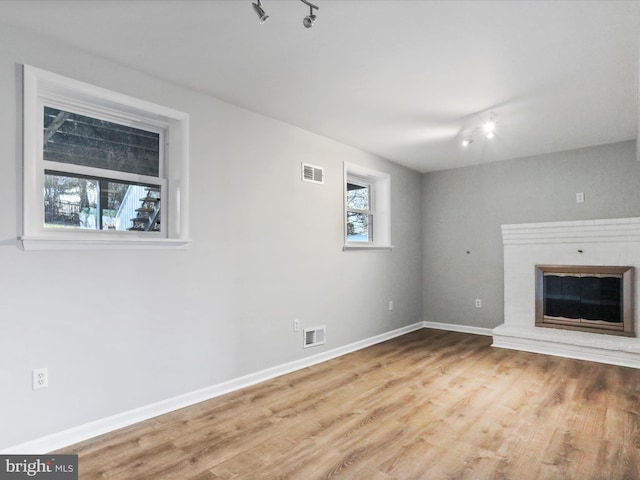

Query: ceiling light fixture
left=483, top=113, right=497, bottom=139
left=251, top=0, right=319, bottom=28
left=302, top=0, right=319, bottom=28
left=461, top=112, right=500, bottom=149
left=252, top=0, right=269, bottom=24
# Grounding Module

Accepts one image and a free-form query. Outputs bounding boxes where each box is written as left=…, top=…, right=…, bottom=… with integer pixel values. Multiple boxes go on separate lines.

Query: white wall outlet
left=293, top=319, right=300, bottom=333
left=475, top=299, right=482, bottom=308
left=33, top=368, right=48, bottom=390
left=576, top=192, right=585, bottom=203
left=388, top=301, right=394, bottom=311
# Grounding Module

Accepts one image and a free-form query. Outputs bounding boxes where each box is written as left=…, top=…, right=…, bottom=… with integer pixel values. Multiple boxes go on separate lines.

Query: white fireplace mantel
left=492, top=217, right=640, bottom=368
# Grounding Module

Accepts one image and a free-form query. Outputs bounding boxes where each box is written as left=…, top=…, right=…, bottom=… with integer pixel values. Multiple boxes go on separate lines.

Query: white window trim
left=21, top=65, right=190, bottom=250
left=343, top=162, right=392, bottom=252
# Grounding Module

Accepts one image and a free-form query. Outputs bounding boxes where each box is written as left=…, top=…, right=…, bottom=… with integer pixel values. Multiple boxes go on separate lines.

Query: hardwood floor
left=55, top=329, right=640, bottom=479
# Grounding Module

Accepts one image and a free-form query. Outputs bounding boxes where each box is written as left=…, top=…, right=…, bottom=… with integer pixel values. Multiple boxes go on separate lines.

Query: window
left=22, top=65, right=190, bottom=250
left=343, top=163, right=391, bottom=251
left=346, top=179, right=372, bottom=242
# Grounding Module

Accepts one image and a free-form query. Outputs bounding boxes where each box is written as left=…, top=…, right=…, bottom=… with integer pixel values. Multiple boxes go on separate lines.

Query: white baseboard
left=3, top=322, right=425, bottom=454
left=422, top=321, right=493, bottom=337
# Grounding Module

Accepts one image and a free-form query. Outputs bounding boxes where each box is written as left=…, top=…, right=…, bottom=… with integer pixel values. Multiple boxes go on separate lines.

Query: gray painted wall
left=422, top=140, right=640, bottom=329
left=0, top=25, right=423, bottom=449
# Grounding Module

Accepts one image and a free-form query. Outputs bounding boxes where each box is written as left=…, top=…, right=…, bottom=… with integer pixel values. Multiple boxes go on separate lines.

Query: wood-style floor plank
left=54, top=329, right=640, bottom=479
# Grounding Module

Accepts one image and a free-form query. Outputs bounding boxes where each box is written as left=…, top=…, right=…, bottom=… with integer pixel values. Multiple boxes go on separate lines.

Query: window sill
left=20, top=236, right=191, bottom=251
left=343, top=244, right=393, bottom=252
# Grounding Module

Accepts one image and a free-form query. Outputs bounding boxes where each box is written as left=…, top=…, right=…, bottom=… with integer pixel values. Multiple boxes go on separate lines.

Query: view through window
left=42, top=106, right=163, bottom=232
left=346, top=180, right=372, bottom=242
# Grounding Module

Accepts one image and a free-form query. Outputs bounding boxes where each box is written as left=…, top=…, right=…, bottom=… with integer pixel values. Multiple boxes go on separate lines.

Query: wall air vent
left=303, top=326, right=326, bottom=348
left=302, top=163, right=324, bottom=184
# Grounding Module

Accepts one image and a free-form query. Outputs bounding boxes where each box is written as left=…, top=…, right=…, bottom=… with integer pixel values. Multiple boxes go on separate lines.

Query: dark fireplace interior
left=544, top=274, right=622, bottom=323
left=535, top=265, right=634, bottom=337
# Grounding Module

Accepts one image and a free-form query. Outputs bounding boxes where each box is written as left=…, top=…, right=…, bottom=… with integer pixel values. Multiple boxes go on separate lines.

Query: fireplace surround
left=492, top=217, right=640, bottom=368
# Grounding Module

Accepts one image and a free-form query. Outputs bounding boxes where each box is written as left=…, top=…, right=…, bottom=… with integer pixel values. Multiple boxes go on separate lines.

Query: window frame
left=22, top=65, right=190, bottom=250
left=343, top=163, right=392, bottom=251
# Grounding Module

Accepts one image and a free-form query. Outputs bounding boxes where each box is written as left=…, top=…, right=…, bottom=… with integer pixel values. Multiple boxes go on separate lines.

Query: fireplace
left=535, top=265, right=634, bottom=337
left=493, top=217, right=640, bottom=368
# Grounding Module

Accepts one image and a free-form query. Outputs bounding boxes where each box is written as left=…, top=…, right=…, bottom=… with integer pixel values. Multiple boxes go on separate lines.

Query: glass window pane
left=347, top=182, right=369, bottom=210
left=44, top=173, right=99, bottom=229
left=347, top=212, right=371, bottom=242
left=112, top=183, right=161, bottom=232
left=43, top=106, right=160, bottom=177
left=44, top=171, right=161, bottom=232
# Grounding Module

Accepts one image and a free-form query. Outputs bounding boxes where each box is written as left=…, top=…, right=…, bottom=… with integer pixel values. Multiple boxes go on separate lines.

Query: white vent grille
left=302, top=163, right=324, bottom=184
left=303, top=326, right=326, bottom=348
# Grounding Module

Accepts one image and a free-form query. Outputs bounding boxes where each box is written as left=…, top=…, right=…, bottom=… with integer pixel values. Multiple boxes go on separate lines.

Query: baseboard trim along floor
left=422, top=321, right=493, bottom=337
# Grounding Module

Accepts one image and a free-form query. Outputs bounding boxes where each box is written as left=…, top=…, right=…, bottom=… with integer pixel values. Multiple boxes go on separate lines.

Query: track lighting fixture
left=461, top=112, right=499, bottom=148
left=302, top=0, right=319, bottom=28
left=250, top=0, right=319, bottom=28
left=483, top=113, right=496, bottom=139
left=252, top=0, right=269, bottom=24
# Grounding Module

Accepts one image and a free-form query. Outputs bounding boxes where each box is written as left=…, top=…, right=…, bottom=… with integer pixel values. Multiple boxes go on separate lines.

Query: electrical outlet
left=388, top=301, right=394, bottom=311
left=475, top=299, right=482, bottom=308
left=293, top=319, right=300, bottom=333
left=33, top=368, right=48, bottom=390
left=576, top=192, right=585, bottom=203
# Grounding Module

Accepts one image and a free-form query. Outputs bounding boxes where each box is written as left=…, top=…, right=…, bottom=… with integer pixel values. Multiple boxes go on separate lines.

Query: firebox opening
left=535, top=265, right=635, bottom=337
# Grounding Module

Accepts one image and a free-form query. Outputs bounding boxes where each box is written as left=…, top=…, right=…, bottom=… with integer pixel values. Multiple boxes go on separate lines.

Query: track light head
left=252, top=0, right=269, bottom=24
left=303, top=13, right=317, bottom=28
left=301, top=0, right=319, bottom=28
left=483, top=113, right=497, bottom=138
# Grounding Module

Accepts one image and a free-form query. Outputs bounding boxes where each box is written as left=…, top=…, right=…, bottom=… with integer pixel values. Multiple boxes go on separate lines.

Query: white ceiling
left=1, top=0, right=639, bottom=172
